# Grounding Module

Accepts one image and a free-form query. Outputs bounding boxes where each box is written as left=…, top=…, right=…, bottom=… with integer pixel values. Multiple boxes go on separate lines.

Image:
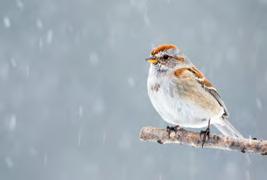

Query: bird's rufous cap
left=150, top=44, right=177, bottom=56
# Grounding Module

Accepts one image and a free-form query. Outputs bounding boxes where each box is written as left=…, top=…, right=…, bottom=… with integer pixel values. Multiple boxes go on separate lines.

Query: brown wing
left=174, top=66, right=229, bottom=118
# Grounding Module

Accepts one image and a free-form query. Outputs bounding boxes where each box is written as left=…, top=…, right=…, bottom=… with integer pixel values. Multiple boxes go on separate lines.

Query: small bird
left=146, top=44, right=243, bottom=139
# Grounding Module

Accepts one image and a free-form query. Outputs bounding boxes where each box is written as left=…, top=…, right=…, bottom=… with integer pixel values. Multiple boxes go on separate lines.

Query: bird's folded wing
left=174, top=66, right=229, bottom=118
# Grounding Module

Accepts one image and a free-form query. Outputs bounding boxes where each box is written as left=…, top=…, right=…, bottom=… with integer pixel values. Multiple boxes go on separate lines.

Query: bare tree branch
left=139, top=126, right=267, bottom=155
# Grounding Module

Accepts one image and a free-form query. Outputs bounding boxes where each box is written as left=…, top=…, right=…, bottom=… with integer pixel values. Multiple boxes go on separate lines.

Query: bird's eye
left=162, top=54, right=169, bottom=60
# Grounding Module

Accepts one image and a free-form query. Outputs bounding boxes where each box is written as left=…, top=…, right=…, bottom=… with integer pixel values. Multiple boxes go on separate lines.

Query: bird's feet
left=200, top=120, right=211, bottom=148
left=157, top=125, right=180, bottom=144
left=166, top=125, right=180, bottom=138
left=167, top=125, right=179, bottom=132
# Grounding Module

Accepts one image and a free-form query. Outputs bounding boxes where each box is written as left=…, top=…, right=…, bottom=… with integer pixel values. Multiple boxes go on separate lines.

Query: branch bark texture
left=139, top=126, right=267, bottom=155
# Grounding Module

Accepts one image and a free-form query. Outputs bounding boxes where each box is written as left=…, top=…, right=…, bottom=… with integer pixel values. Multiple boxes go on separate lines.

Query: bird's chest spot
left=150, top=83, right=161, bottom=92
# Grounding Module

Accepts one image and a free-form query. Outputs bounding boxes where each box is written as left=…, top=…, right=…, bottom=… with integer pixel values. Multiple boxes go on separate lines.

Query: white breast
left=147, top=65, right=223, bottom=128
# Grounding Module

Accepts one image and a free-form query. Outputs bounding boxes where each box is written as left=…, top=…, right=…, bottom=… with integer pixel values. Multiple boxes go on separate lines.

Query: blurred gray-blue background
left=1, top=0, right=267, bottom=179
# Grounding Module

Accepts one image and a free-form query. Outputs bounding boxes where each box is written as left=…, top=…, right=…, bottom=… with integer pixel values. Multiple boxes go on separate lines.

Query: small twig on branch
left=139, top=126, right=267, bottom=155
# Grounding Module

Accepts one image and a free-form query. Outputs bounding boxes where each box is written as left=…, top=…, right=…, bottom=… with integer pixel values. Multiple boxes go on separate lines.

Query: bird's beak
left=145, top=57, right=158, bottom=64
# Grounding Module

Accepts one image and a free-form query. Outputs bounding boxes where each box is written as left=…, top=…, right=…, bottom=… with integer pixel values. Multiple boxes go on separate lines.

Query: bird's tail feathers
left=214, top=119, right=243, bottom=138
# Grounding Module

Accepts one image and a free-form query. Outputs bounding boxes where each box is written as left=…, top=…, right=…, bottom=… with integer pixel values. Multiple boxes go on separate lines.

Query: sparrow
left=146, top=44, right=243, bottom=139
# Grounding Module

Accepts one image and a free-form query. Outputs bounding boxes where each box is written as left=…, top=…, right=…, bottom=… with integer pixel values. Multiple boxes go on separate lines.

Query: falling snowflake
left=78, top=105, right=84, bottom=118
left=43, top=153, right=48, bottom=166
left=29, top=147, right=38, bottom=157
left=89, top=52, right=99, bottom=66
left=256, top=98, right=262, bottom=110
left=93, top=98, right=105, bottom=115
left=78, top=128, right=83, bottom=146
left=36, top=19, right=43, bottom=29
left=8, top=114, right=16, bottom=131
left=46, top=29, right=53, bottom=44
left=25, top=65, right=30, bottom=77
left=5, top=157, right=14, bottom=168
left=16, top=0, right=24, bottom=10
left=10, top=58, right=17, bottom=68
left=127, top=77, right=136, bottom=87
left=3, top=16, right=11, bottom=28
left=102, top=131, right=107, bottom=145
